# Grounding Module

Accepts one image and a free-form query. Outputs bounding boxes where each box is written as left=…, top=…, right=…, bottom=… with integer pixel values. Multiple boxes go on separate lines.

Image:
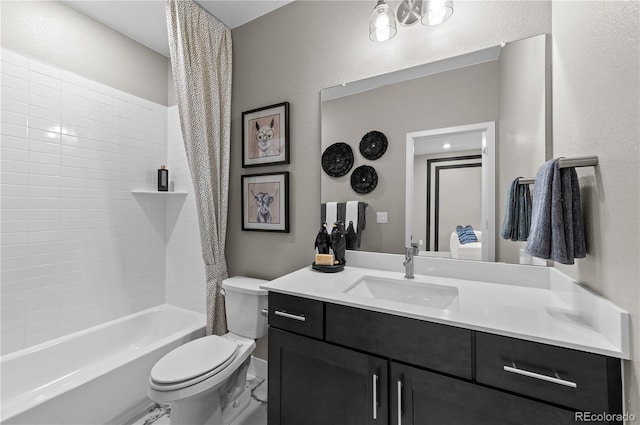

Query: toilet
left=148, top=277, right=268, bottom=425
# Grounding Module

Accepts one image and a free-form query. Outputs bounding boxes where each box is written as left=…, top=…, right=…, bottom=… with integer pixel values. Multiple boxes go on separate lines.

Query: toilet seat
left=150, top=336, right=239, bottom=391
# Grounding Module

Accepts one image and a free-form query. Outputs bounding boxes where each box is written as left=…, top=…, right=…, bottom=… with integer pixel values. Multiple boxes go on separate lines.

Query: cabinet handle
left=373, top=374, right=379, bottom=420
left=503, top=364, right=577, bottom=388
left=397, top=380, right=403, bottom=425
left=274, top=310, right=306, bottom=322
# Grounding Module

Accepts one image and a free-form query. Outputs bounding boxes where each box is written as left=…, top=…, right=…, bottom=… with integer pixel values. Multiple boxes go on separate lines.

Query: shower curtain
left=166, top=0, right=232, bottom=335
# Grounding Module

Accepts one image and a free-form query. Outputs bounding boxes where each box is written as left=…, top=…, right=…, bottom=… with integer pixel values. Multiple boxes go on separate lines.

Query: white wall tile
left=2, top=147, right=29, bottom=162
left=1, top=135, right=27, bottom=151
left=1, top=299, right=26, bottom=331
left=1, top=172, right=28, bottom=186
left=1, top=328, right=25, bottom=355
left=29, top=117, right=62, bottom=133
left=1, top=110, right=28, bottom=127
left=1, top=50, right=172, bottom=354
left=1, top=61, right=28, bottom=79
left=29, top=70, right=61, bottom=89
left=1, top=48, right=29, bottom=67
left=1, top=99, right=29, bottom=116
left=29, top=151, right=60, bottom=166
left=1, top=123, right=28, bottom=138
left=29, top=82, right=60, bottom=100
left=29, top=104, right=61, bottom=122
left=62, top=89, right=89, bottom=106
left=1, top=183, right=28, bottom=196
left=1, top=74, right=29, bottom=91
left=29, top=139, right=61, bottom=155
left=2, top=86, right=28, bottom=104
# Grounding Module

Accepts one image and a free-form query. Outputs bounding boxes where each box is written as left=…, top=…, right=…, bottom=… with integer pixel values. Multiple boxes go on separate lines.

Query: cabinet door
left=391, top=362, right=582, bottom=425
left=269, top=327, right=388, bottom=425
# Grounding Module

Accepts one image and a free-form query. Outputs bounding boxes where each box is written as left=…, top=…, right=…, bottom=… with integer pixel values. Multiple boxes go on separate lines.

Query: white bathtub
left=1, top=304, right=205, bottom=425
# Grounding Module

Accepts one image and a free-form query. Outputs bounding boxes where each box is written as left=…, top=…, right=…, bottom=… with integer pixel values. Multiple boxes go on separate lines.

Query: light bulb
left=421, top=0, right=453, bottom=26
left=369, top=0, right=397, bottom=42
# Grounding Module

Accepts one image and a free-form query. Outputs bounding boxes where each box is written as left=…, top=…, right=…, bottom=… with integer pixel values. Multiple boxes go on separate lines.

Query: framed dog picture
left=242, top=102, right=290, bottom=167
left=241, top=172, right=289, bottom=232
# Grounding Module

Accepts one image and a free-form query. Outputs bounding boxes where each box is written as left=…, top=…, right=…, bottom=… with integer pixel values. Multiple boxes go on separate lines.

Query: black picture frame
left=242, top=102, right=290, bottom=167
left=241, top=172, right=290, bottom=233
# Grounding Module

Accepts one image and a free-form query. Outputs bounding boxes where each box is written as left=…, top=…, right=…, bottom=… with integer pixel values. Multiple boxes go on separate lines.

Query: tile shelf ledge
left=131, top=190, right=188, bottom=195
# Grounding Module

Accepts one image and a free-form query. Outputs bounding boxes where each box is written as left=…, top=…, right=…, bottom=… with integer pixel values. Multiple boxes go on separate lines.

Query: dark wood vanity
left=267, top=292, right=623, bottom=425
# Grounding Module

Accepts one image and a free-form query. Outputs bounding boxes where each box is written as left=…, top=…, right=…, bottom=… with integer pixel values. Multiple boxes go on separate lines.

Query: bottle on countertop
left=158, top=165, right=168, bottom=192
left=314, top=222, right=331, bottom=254
left=345, top=220, right=357, bottom=250
left=314, top=223, right=334, bottom=266
left=330, top=221, right=346, bottom=265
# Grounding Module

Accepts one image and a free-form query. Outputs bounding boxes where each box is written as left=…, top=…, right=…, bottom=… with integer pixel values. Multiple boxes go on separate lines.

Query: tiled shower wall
left=0, top=49, right=170, bottom=354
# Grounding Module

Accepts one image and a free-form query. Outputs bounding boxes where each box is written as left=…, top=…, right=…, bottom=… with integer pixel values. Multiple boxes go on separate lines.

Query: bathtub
left=1, top=304, right=205, bottom=425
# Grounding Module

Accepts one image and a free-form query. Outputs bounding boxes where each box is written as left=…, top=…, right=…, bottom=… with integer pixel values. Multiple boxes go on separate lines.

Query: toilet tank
left=222, top=277, right=268, bottom=339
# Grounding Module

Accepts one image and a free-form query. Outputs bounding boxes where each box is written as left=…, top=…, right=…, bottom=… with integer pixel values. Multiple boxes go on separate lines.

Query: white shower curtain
left=166, top=0, right=232, bottom=335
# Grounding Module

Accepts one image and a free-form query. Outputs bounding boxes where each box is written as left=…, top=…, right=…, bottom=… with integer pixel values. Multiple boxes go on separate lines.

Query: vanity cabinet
left=391, top=362, right=575, bottom=425
left=267, top=293, right=622, bottom=425
left=269, top=327, right=388, bottom=425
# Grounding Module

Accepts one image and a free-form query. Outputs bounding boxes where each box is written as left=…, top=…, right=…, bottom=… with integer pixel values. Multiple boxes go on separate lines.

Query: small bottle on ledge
left=158, top=165, right=168, bottom=192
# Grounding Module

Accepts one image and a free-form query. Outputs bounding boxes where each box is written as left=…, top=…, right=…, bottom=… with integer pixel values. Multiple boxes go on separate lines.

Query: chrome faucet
left=403, top=243, right=419, bottom=279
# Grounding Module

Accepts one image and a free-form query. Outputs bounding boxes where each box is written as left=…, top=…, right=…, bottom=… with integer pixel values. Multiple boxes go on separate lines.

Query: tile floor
left=131, top=374, right=267, bottom=425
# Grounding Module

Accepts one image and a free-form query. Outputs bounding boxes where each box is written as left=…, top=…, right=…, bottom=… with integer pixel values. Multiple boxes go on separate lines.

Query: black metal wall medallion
left=350, top=165, right=378, bottom=194
left=359, top=131, right=388, bottom=160
left=322, top=142, right=354, bottom=177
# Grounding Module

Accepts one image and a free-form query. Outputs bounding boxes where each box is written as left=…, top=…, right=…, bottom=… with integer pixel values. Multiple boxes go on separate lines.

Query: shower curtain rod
left=517, top=155, right=599, bottom=185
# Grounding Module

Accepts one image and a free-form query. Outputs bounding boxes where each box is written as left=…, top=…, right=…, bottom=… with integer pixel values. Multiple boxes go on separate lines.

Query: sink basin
left=344, top=276, right=459, bottom=309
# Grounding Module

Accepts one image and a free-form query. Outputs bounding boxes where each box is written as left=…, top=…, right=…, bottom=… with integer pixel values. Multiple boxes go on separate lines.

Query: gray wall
left=0, top=1, right=169, bottom=105
left=497, top=34, right=550, bottom=263
left=551, top=0, right=640, bottom=415
left=321, top=61, right=498, bottom=254
left=232, top=1, right=639, bottom=410
left=230, top=1, right=551, bottom=281
left=231, top=0, right=551, bottom=360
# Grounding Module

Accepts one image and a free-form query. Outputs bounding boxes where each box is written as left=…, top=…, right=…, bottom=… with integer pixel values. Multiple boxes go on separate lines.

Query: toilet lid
left=150, top=336, right=238, bottom=388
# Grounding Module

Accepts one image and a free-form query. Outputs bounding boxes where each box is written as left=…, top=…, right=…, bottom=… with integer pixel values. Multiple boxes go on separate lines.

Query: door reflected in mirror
left=406, top=122, right=495, bottom=261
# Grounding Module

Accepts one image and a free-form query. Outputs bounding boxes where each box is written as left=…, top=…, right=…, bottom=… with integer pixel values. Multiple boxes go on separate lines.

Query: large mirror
left=321, top=34, right=550, bottom=263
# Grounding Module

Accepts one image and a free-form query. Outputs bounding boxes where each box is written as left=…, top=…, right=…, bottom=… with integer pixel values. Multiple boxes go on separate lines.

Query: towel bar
left=517, top=177, right=536, bottom=185
left=557, top=155, right=599, bottom=169
left=517, top=156, right=598, bottom=185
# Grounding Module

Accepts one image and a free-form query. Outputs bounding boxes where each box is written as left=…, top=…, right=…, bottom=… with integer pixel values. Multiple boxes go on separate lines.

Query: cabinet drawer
left=476, top=333, right=622, bottom=413
left=268, top=292, right=324, bottom=339
left=325, top=303, right=472, bottom=379
left=391, top=362, right=577, bottom=425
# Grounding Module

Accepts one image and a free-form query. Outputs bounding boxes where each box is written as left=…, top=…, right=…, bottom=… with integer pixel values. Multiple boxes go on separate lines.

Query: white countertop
left=261, top=254, right=630, bottom=360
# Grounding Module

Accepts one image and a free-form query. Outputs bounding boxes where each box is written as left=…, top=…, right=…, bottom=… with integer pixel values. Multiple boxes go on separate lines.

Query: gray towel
left=500, top=178, right=532, bottom=241
left=321, top=202, right=367, bottom=249
left=524, top=159, right=586, bottom=264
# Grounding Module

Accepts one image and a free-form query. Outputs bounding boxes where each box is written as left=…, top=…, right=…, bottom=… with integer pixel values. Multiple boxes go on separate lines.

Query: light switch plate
left=376, top=212, right=388, bottom=223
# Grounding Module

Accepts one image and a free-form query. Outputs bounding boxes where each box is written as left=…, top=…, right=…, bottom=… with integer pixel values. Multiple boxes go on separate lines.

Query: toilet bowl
left=148, top=277, right=268, bottom=425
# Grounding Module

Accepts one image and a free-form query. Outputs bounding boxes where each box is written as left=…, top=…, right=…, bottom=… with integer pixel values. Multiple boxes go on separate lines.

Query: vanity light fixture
left=369, top=0, right=397, bottom=42
left=422, top=0, right=454, bottom=26
left=369, top=0, right=454, bottom=42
